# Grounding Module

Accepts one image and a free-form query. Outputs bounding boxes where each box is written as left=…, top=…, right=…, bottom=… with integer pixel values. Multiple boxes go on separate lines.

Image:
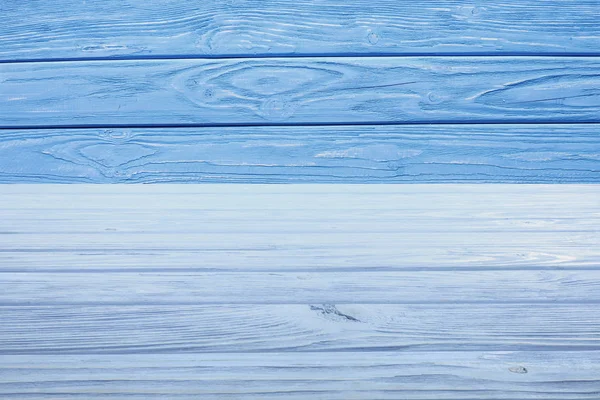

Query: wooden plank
left=0, top=187, right=596, bottom=398
left=1, top=1, right=599, bottom=60
left=2, top=304, right=599, bottom=353
left=1, top=185, right=598, bottom=271
left=2, top=57, right=600, bottom=127
left=3, top=244, right=597, bottom=272
left=1, top=352, right=599, bottom=399
left=3, top=231, right=597, bottom=253
left=3, top=184, right=599, bottom=207
left=3, top=270, right=600, bottom=305
left=0, top=124, right=599, bottom=183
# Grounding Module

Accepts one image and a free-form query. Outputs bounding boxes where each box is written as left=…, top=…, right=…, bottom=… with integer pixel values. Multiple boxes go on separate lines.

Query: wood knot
left=99, top=129, right=132, bottom=141
left=260, top=97, right=296, bottom=120
left=367, top=32, right=380, bottom=45
left=453, top=6, right=483, bottom=19
left=310, top=304, right=360, bottom=322
left=184, top=79, right=219, bottom=102
left=106, top=168, right=131, bottom=180
left=427, top=92, right=443, bottom=104
left=203, top=87, right=216, bottom=99
left=509, top=366, right=528, bottom=374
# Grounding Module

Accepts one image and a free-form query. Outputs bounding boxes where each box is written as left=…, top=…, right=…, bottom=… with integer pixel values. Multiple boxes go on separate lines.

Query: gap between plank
left=0, top=266, right=599, bottom=273
left=3, top=300, right=600, bottom=306
left=3, top=347, right=600, bottom=355
left=2, top=52, right=600, bottom=64
left=2, top=120, right=600, bottom=130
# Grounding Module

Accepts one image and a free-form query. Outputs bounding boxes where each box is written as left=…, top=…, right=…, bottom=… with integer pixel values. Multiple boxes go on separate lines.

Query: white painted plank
left=1, top=304, right=599, bottom=353
left=2, top=58, right=600, bottom=127
left=3, top=183, right=598, bottom=196
left=0, top=185, right=598, bottom=271
left=3, top=231, right=597, bottom=253
left=0, top=184, right=597, bottom=398
left=2, top=271, right=600, bottom=304
left=1, top=352, right=598, bottom=399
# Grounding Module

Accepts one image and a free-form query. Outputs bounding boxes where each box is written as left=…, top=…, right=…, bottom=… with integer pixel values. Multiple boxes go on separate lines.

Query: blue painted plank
left=2, top=57, right=599, bottom=127
left=0, top=0, right=598, bottom=61
left=0, top=125, right=598, bottom=183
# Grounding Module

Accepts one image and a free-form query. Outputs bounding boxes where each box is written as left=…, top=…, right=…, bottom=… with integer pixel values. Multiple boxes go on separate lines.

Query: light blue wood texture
left=1, top=185, right=598, bottom=271
left=5, top=271, right=600, bottom=304
left=2, top=57, right=600, bottom=127
left=0, top=124, right=599, bottom=183
left=3, top=305, right=600, bottom=353
left=0, top=0, right=598, bottom=61
left=3, top=352, right=599, bottom=399
left=0, top=185, right=599, bottom=398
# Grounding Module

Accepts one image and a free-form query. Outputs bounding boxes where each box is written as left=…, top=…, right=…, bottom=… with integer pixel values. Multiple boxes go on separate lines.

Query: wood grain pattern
left=2, top=58, right=600, bottom=127
left=1, top=0, right=599, bottom=61
left=2, top=352, right=599, bottom=399
left=1, top=186, right=599, bottom=397
left=2, top=2, right=599, bottom=397
left=2, top=304, right=600, bottom=353
left=4, top=270, right=600, bottom=305
left=1, top=124, right=599, bottom=183
left=1, top=185, right=598, bottom=271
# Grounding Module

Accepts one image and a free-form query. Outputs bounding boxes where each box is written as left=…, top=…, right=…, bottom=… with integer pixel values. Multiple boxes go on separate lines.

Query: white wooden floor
left=1, top=185, right=599, bottom=398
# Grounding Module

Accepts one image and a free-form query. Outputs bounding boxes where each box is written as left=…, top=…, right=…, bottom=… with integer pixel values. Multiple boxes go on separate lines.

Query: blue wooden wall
left=0, top=0, right=598, bottom=182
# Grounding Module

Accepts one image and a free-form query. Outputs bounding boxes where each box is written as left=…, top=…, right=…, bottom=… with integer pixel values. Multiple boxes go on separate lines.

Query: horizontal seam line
left=0, top=267, right=599, bottom=273
left=2, top=52, right=600, bottom=64
left=3, top=349, right=599, bottom=355
left=2, top=301, right=600, bottom=305
left=2, top=121, right=600, bottom=130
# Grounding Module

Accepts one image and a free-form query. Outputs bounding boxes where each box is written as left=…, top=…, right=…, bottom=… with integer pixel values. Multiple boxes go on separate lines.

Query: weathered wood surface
left=1, top=1, right=599, bottom=61
left=4, top=246, right=597, bottom=272
left=2, top=58, right=600, bottom=127
left=1, top=185, right=598, bottom=271
left=2, top=352, right=599, bottom=399
left=1, top=2, right=598, bottom=398
left=1, top=186, right=599, bottom=397
left=4, top=271, right=600, bottom=304
left=2, top=304, right=600, bottom=353
left=1, top=124, right=599, bottom=183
